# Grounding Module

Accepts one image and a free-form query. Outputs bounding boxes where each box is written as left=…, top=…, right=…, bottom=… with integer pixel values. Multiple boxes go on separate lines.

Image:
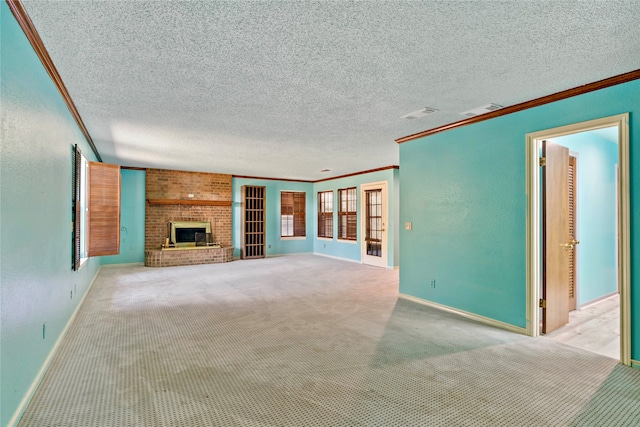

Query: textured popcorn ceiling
left=22, top=1, right=640, bottom=180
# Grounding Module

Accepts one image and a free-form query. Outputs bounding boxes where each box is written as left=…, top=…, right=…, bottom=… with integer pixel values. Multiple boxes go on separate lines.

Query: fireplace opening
left=175, top=227, right=206, bottom=243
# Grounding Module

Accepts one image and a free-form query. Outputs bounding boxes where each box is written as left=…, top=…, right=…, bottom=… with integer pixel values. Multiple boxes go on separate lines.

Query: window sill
left=337, top=239, right=358, bottom=245
left=281, top=236, right=307, bottom=241
left=78, top=257, right=88, bottom=271
left=317, top=237, right=333, bottom=241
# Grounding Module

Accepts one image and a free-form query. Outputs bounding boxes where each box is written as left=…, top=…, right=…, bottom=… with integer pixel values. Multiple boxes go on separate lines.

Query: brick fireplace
left=144, top=168, right=234, bottom=267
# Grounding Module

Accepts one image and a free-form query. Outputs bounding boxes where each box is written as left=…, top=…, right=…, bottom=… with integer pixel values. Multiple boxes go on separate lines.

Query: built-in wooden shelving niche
left=241, top=186, right=266, bottom=259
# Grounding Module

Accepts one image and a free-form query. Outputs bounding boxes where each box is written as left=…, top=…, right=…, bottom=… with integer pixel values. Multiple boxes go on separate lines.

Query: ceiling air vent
left=401, top=107, right=438, bottom=120
left=460, top=103, right=503, bottom=117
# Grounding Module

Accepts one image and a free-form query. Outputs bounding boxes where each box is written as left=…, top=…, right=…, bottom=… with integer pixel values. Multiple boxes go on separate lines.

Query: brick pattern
left=145, top=168, right=232, bottom=249
left=145, top=247, right=234, bottom=267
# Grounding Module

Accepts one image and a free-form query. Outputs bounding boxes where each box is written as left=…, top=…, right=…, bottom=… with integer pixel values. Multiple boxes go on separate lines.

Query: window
left=338, top=187, right=357, bottom=240
left=73, top=145, right=88, bottom=270
left=317, top=191, right=333, bottom=238
left=281, top=191, right=306, bottom=237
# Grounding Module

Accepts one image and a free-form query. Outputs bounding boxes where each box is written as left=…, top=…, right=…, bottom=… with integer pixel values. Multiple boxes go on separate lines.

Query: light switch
left=405, top=222, right=412, bottom=230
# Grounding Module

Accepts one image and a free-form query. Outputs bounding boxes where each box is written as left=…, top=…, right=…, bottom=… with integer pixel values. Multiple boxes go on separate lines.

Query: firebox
left=169, top=221, right=211, bottom=247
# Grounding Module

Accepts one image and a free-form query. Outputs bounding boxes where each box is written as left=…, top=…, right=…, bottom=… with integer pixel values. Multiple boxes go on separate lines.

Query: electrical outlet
left=42, top=323, right=46, bottom=339
left=268, top=244, right=272, bottom=249
left=430, top=279, right=436, bottom=288
left=405, top=221, right=412, bottom=230
left=70, top=290, right=73, bottom=299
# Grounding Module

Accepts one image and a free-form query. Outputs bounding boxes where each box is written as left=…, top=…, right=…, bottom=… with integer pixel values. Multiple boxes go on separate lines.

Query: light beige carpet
left=18, top=255, right=640, bottom=426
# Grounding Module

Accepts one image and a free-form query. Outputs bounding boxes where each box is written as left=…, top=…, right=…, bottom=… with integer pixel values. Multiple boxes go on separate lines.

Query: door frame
left=361, top=181, right=388, bottom=268
left=568, top=151, right=580, bottom=312
left=525, top=113, right=630, bottom=365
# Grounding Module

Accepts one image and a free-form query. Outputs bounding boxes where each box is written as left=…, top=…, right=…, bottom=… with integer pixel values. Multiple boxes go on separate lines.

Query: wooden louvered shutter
left=73, top=145, right=82, bottom=270
left=293, top=192, right=306, bottom=237
left=568, top=156, right=577, bottom=311
left=87, top=162, right=121, bottom=256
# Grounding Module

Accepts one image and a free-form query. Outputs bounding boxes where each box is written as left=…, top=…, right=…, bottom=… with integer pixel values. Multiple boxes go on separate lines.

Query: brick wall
left=145, top=169, right=232, bottom=249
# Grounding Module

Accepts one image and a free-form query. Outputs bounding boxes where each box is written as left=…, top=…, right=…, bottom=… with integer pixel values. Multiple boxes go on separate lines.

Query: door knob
left=563, top=243, right=574, bottom=251
left=570, top=239, right=580, bottom=245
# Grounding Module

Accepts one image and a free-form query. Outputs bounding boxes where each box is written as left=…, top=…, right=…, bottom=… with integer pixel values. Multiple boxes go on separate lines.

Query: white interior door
left=361, top=182, right=388, bottom=268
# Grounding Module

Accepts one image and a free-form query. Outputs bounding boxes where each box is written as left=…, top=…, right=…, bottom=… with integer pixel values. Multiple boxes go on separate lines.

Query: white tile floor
left=546, top=294, right=620, bottom=360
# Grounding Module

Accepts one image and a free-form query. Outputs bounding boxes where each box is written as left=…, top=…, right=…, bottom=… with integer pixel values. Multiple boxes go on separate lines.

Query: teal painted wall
left=232, top=178, right=314, bottom=257
left=1, top=4, right=101, bottom=425
left=400, top=121, right=526, bottom=327
left=399, top=79, right=639, bottom=360
left=101, top=169, right=146, bottom=265
left=312, top=168, right=399, bottom=268
left=393, top=167, right=400, bottom=267
left=553, top=132, right=618, bottom=305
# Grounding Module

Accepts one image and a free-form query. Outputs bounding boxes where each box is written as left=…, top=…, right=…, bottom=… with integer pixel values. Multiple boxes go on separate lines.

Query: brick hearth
left=145, top=246, right=234, bottom=267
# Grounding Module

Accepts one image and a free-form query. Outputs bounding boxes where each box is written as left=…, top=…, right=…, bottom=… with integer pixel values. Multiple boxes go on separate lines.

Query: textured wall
left=400, top=120, right=526, bottom=327
left=399, top=79, right=639, bottom=360
left=101, top=169, right=146, bottom=265
left=145, top=169, right=232, bottom=248
left=1, top=4, right=101, bottom=425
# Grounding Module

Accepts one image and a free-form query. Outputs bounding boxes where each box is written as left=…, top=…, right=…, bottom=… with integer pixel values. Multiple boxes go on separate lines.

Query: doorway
left=361, top=181, right=388, bottom=268
left=525, top=113, right=631, bottom=365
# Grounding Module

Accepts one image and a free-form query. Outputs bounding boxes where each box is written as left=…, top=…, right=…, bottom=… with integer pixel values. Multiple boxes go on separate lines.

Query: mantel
left=146, top=198, right=232, bottom=207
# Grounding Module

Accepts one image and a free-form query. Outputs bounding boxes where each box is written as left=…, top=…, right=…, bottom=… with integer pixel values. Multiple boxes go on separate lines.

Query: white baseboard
left=312, top=252, right=361, bottom=264
left=313, top=252, right=397, bottom=270
left=577, top=291, right=618, bottom=310
left=398, top=293, right=528, bottom=335
left=101, top=261, right=144, bottom=267
left=267, top=252, right=313, bottom=258
left=234, top=252, right=313, bottom=260
left=631, top=359, right=640, bottom=370
left=8, top=266, right=103, bottom=427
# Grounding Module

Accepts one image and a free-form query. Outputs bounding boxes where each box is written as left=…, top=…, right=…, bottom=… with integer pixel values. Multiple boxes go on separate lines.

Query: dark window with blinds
left=281, top=191, right=306, bottom=237
left=317, top=191, right=333, bottom=238
left=338, top=187, right=357, bottom=240
left=72, top=144, right=84, bottom=270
